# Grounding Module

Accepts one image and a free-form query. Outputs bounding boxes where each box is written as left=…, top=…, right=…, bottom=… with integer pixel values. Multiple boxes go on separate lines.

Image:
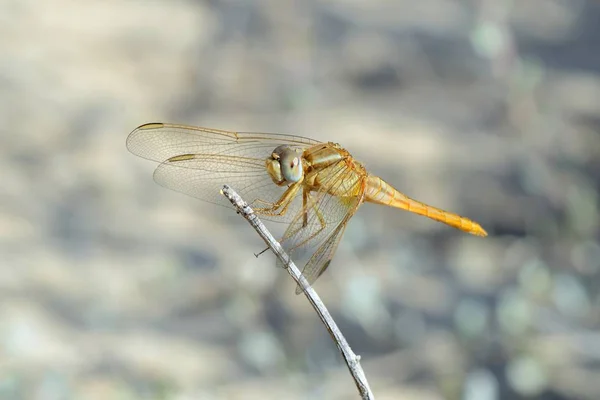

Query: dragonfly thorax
left=266, top=145, right=304, bottom=185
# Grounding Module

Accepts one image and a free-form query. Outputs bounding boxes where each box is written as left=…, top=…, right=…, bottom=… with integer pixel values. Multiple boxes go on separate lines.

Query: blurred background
left=2, top=0, right=600, bottom=399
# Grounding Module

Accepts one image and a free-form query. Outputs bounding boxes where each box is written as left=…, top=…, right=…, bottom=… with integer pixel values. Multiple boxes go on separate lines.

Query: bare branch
left=221, top=184, right=375, bottom=400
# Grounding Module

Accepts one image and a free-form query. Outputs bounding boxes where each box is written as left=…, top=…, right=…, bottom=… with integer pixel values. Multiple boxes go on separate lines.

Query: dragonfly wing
left=294, top=200, right=358, bottom=295
left=127, top=123, right=320, bottom=163
left=152, top=156, right=279, bottom=213
left=127, top=123, right=321, bottom=223
left=274, top=160, right=364, bottom=292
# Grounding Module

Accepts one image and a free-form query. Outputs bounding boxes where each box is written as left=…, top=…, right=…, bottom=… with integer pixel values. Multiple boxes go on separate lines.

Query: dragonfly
left=127, top=123, right=487, bottom=294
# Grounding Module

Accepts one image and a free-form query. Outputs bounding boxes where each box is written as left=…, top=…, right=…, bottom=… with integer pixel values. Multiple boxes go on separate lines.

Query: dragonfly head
left=266, top=145, right=303, bottom=185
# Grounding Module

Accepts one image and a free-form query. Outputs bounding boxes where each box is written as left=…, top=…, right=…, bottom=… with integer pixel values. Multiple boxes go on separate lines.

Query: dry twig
left=221, top=185, right=374, bottom=400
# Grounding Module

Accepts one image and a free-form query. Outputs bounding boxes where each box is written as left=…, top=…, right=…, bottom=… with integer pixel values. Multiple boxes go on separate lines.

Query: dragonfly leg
left=302, top=189, right=308, bottom=228
left=253, top=182, right=302, bottom=217
left=283, top=191, right=328, bottom=251
left=308, top=194, right=327, bottom=239
left=306, top=191, right=327, bottom=233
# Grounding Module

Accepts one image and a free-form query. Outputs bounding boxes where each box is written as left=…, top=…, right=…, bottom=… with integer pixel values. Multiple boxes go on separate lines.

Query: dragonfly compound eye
left=272, top=145, right=303, bottom=183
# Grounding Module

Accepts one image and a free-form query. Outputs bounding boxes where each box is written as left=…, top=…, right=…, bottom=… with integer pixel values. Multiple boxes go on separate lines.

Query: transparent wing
left=127, top=123, right=320, bottom=163
left=275, top=160, right=364, bottom=292
left=127, top=123, right=321, bottom=222
left=280, top=161, right=359, bottom=249
left=295, top=216, right=351, bottom=295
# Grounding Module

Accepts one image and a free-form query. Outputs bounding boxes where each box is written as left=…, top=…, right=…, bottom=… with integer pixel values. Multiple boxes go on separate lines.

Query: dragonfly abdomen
left=364, top=175, right=487, bottom=237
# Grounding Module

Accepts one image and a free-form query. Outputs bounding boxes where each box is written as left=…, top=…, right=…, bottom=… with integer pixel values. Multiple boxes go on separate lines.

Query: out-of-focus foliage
left=1, top=0, right=599, bottom=399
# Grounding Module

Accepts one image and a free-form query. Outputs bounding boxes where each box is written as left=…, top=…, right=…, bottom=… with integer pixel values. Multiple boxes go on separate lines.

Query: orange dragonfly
left=127, top=123, right=487, bottom=293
